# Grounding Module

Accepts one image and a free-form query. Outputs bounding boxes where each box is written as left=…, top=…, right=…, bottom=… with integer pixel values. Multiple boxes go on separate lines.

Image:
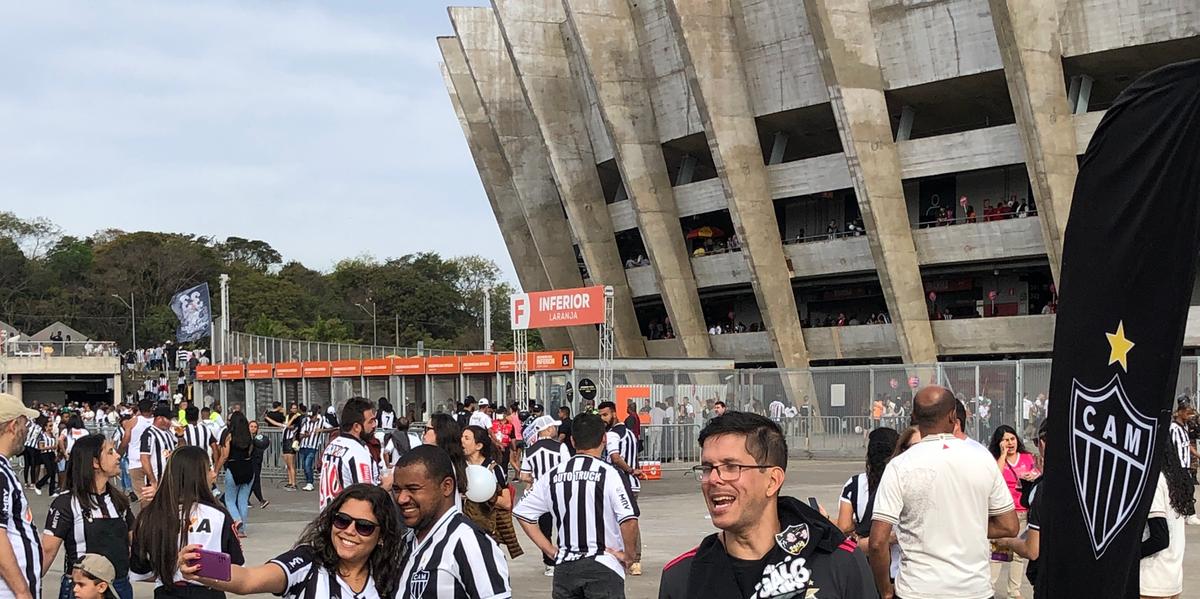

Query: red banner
left=362, top=359, right=392, bottom=377
left=426, top=356, right=460, bottom=375
left=274, top=362, right=303, bottom=379
left=510, top=286, right=606, bottom=330
left=246, top=364, right=273, bottom=379
left=460, top=354, right=498, bottom=373
left=195, top=365, right=219, bottom=381
left=218, top=364, right=245, bottom=380
left=392, top=357, right=425, bottom=375
left=331, top=360, right=362, bottom=377
left=302, top=361, right=332, bottom=378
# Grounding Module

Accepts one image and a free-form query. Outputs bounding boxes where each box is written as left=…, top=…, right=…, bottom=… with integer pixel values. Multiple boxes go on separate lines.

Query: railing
left=222, top=331, right=472, bottom=364
left=913, top=211, right=1036, bottom=229
left=2, top=340, right=118, bottom=358
left=781, top=230, right=867, bottom=245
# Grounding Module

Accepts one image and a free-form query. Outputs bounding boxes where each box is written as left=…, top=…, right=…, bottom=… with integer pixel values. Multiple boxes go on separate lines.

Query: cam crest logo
left=1069, top=374, right=1155, bottom=558
left=408, top=570, right=430, bottom=599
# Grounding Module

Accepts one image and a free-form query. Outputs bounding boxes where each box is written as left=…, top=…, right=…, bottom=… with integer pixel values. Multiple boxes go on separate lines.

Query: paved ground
left=31, top=460, right=1200, bottom=598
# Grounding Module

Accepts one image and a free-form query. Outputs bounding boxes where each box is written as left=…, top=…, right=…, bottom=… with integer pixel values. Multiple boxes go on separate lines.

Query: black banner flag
left=170, top=282, right=213, bottom=344
left=1039, top=60, right=1200, bottom=597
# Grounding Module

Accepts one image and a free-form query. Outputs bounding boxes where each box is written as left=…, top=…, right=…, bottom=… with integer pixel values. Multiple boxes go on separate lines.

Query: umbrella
left=686, top=226, right=725, bottom=239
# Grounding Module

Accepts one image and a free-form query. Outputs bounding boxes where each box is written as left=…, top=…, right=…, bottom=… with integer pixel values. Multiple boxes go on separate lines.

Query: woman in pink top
left=988, top=424, right=1039, bottom=598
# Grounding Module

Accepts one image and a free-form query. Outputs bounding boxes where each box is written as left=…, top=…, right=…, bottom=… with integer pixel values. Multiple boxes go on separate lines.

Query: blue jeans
left=224, top=470, right=251, bottom=531
left=118, top=455, right=132, bottom=491
left=299, top=448, right=317, bottom=485
left=61, top=573, right=132, bottom=599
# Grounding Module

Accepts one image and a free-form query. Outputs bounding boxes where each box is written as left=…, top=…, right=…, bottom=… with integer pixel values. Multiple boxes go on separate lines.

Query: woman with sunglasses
left=177, top=484, right=404, bottom=599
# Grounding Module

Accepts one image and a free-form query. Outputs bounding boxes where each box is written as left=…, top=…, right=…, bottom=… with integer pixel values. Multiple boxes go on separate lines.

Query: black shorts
left=281, top=441, right=296, bottom=455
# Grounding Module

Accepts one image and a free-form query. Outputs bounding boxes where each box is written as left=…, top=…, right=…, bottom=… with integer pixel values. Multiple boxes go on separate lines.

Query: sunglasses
left=332, top=512, right=379, bottom=537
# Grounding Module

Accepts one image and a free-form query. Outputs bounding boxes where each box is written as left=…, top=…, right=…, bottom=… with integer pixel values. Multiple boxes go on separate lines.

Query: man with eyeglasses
left=393, top=445, right=511, bottom=599
left=659, top=411, right=875, bottom=599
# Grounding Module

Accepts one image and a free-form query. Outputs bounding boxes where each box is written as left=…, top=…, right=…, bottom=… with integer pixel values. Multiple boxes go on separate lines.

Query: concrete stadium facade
left=438, top=0, right=1200, bottom=366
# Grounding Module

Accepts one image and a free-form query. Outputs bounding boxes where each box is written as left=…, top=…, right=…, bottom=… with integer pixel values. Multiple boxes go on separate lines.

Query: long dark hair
left=131, top=445, right=227, bottom=584
left=988, top=425, right=1028, bottom=459
left=226, top=411, right=251, bottom=451
left=1159, top=435, right=1196, bottom=517
left=463, top=425, right=499, bottom=464
left=295, top=484, right=406, bottom=597
left=865, top=427, right=899, bottom=494
left=69, top=434, right=130, bottom=515
left=428, top=414, right=467, bottom=492
left=378, top=397, right=394, bottom=415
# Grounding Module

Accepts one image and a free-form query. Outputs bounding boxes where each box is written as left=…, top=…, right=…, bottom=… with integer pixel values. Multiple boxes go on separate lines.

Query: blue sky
left=0, top=1, right=519, bottom=279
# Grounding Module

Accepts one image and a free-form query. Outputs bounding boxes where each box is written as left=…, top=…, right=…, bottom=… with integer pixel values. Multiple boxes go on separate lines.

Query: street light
left=355, top=302, right=377, bottom=346
left=111, top=293, right=136, bottom=349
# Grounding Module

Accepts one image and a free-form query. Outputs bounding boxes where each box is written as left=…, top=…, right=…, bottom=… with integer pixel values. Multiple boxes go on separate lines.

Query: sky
left=0, top=1, right=520, bottom=280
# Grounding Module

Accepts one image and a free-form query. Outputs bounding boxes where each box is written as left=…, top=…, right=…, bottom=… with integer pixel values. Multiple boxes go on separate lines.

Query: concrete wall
left=805, top=324, right=902, bottom=360
left=932, top=314, right=1055, bottom=355
left=869, top=0, right=1003, bottom=90
left=785, top=236, right=877, bottom=278
left=915, top=216, right=1046, bottom=265
left=710, top=331, right=773, bottom=361
left=691, top=251, right=751, bottom=288
left=1060, top=0, right=1200, bottom=57
left=734, top=0, right=829, bottom=115
left=626, top=265, right=661, bottom=298
left=4, top=356, right=121, bottom=376
left=629, top=0, right=705, bottom=143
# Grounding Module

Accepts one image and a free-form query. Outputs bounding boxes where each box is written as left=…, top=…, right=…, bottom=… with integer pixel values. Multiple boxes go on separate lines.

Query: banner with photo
left=170, top=282, right=213, bottom=343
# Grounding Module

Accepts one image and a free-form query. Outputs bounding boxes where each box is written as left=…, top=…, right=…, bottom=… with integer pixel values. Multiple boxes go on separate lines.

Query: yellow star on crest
left=1106, top=321, right=1135, bottom=372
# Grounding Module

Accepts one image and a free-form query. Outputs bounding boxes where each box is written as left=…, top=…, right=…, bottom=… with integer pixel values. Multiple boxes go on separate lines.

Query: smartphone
left=807, top=496, right=820, bottom=511
left=195, top=549, right=231, bottom=582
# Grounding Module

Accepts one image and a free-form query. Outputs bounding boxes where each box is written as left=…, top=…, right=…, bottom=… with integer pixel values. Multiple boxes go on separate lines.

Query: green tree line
left=0, top=211, right=532, bottom=351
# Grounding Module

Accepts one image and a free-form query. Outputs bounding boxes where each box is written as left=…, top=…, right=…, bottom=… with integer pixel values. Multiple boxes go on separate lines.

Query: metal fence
left=3, top=340, right=118, bottom=358
left=221, top=331, right=471, bottom=364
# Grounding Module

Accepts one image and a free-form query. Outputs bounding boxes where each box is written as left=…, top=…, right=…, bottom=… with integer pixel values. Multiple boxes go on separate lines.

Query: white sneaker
left=1187, top=515, right=1200, bottom=526
left=34, top=488, right=41, bottom=496
left=543, top=566, right=554, bottom=577
left=303, top=483, right=313, bottom=491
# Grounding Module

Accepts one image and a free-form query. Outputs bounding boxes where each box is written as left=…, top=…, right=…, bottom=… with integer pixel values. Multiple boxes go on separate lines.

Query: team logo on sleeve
left=408, top=570, right=430, bottom=598
left=1069, top=373, right=1155, bottom=558
left=774, top=523, right=809, bottom=556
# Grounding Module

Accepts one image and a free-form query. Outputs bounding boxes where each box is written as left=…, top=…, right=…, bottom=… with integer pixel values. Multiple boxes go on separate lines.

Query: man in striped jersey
left=19, top=418, right=39, bottom=490
left=392, top=445, right=511, bottom=598
left=138, top=405, right=178, bottom=488
left=0, top=393, right=42, bottom=599
left=518, top=415, right=571, bottom=577
left=318, top=398, right=380, bottom=509
left=514, top=413, right=638, bottom=598
left=297, top=405, right=329, bottom=492
left=599, top=401, right=644, bottom=576
left=1169, top=406, right=1200, bottom=525
left=181, top=406, right=219, bottom=462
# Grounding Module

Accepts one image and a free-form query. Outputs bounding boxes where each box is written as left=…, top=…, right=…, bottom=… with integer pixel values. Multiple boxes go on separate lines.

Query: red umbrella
left=686, top=226, right=725, bottom=239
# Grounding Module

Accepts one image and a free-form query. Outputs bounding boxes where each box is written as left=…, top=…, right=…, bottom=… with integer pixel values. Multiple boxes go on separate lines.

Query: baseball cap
left=75, top=554, right=118, bottom=598
left=533, top=415, right=562, bottom=432
left=152, top=405, right=174, bottom=419
left=0, top=393, right=38, bottom=423
left=478, top=398, right=490, bottom=407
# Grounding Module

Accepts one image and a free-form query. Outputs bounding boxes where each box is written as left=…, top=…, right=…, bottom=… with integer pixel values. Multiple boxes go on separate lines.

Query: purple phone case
left=196, top=549, right=231, bottom=581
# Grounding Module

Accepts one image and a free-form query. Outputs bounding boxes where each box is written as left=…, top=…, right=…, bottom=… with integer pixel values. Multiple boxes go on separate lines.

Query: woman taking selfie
left=130, top=445, right=245, bottom=599
left=177, top=484, right=404, bottom=599
left=41, top=434, right=135, bottom=599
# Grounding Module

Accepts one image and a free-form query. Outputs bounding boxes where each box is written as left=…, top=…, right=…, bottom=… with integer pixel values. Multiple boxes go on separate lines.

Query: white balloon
left=854, top=425, right=863, bottom=434
left=465, top=464, right=498, bottom=503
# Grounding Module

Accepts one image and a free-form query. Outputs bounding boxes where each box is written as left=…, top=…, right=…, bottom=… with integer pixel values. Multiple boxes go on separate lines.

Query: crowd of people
left=920, top=195, right=1036, bottom=228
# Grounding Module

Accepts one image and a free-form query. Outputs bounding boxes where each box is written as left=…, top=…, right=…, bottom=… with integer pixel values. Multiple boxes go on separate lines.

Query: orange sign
left=532, top=350, right=574, bottom=371
left=425, top=356, right=460, bottom=375
left=218, top=364, right=245, bottom=380
left=510, top=286, right=606, bottom=330
left=616, top=385, right=652, bottom=421
left=460, top=354, right=498, bottom=373
left=274, top=362, right=303, bottom=378
left=392, top=357, right=425, bottom=375
left=246, top=364, right=273, bottom=379
left=362, top=358, right=392, bottom=377
left=195, top=365, right=219, bottom=381
left=331, top=360, right=362, bottom=377
left=497, top=353, right=518, bottom=372
left=302, top=361, right=332, bottom=378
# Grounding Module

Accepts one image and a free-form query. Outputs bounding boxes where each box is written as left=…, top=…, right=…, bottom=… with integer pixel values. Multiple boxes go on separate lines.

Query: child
left=73, top=554, right=118, bottom=599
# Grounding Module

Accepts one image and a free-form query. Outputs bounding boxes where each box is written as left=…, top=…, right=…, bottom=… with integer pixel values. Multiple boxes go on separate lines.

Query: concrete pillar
left=8, top=375, right=20, bottom=405
left=803, top=0, right=939, bottom=365
left=490, top=0, right=647, bottom=358
left=447, top=9, right=600, bottom=355
left=562, top=0, right=711, bottom=358
left=437, top=38, right=574, bottom=352
left=988, top=0, right=1078, bottom=284
left=663, top=0, right=811, bottom=371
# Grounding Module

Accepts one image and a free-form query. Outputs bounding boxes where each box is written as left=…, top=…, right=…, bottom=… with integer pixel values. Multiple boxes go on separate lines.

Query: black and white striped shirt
left=605, top=423, right=640, bottom=492
left=298, top=416, right=327, bottom=451
left=182, top=423, right=217, bottom=459
left=512, top=454, right=637, bottom=578
left=0, top=454, right=41, bottom=598
left=270, top=545, right=380, bottom=599
left=139, top=426, right=178, bottom=481
left=1170, top=421, right=1191, bottom=469
left=397, top=506, right=511, bottom=599
left=23, top=420, right=38, bottom=449
left=44, top=491, right=135, bottom=578
left=520, top=438, right=570, bottom=482
left=318, top=434, right=378, bottom=510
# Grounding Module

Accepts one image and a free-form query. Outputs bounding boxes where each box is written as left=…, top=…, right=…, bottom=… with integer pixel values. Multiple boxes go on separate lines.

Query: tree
left=219, top=237, right=282, bottom=272
left=0, top=211, right=61, bottom=259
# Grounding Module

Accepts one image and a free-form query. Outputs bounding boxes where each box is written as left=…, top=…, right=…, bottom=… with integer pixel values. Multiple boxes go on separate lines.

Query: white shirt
left=318, top=434, right=378, bottom=509
left=1140, top=473, right=1185, bottom=596
left=469, top=410, right=493, bottom=429
left=126, top=416, right=153, bottom=465
left=1021, top=397, right=1032, bottom=419
left=873, top=434, right=1014, bottom=599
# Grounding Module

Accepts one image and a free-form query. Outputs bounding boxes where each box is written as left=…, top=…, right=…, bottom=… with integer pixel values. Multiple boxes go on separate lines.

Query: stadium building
left=438, top=0, right=1200, bottom=368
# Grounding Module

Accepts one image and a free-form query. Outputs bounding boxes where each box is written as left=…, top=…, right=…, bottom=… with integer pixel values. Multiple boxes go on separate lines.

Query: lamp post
left=111, top=293, right=136, bottom=349
left=355, top=302, right=377, bottom=346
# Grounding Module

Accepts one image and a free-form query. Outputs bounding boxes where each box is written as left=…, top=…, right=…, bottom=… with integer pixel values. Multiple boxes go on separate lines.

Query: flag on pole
left=170, top=282, right=213, bottom=343
left=1039, top=60, right=1200, bottom=597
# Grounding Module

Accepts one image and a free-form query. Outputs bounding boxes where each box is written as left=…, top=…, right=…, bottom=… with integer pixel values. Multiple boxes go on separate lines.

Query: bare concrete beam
left=491, top=0, right=647, bottom=358
left=438, top=40, right=574, bottom=351
left=447, top=9, right=599, bottom=356
left=803, top=0, right=939, bottom=364
left=562, top=0, right=712, bottom=358
left=664, top=0, right=813, bottom=372
left=988, top=0, right=1078, bottom=284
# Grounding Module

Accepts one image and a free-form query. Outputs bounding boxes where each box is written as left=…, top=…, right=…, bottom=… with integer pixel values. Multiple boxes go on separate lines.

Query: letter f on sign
left=511, top=293, right=531, bottom=330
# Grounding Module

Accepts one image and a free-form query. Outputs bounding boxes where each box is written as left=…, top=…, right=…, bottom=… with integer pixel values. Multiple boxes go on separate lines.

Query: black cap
left=153, top=405, right=174, bottom=419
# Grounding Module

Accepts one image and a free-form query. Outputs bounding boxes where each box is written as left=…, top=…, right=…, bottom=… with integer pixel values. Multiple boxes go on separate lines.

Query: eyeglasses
left=691, top=463, right=774, bottom=482
left=332, top=512, right=380, bottom=536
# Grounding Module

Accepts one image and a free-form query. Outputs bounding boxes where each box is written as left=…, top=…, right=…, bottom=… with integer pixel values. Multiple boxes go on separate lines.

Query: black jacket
left=659, top=496, right=879, bottom=599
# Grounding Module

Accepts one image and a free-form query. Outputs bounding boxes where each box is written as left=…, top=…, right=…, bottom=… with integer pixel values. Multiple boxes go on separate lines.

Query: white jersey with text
left=318, top=434, right=378, bottom=509
left=130, top=501, right=244, bottom=588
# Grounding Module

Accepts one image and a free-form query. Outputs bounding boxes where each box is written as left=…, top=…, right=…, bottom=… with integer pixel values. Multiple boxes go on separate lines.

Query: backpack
left=389, top=428, right=412, bottom=459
